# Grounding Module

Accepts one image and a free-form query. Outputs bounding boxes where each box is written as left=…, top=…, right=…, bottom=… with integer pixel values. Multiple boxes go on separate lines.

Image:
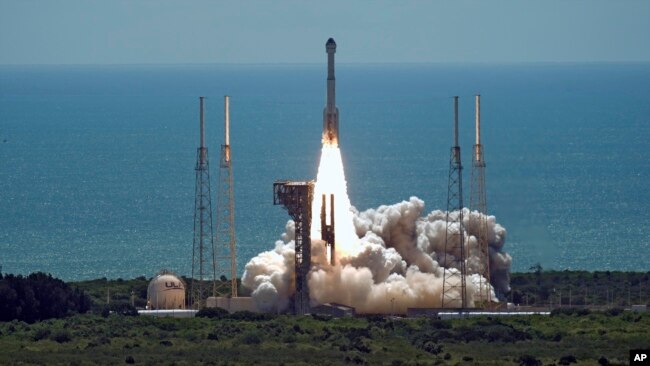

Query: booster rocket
left=322, top=38, right=339, bottom=146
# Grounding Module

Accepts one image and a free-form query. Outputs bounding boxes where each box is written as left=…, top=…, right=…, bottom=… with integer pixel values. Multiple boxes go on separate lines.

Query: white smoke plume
left=242, top=196, right=512, bottom=314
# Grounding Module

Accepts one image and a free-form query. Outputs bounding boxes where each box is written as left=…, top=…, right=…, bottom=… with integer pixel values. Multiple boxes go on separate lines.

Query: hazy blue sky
left=1, top=0, right=649, bottom=64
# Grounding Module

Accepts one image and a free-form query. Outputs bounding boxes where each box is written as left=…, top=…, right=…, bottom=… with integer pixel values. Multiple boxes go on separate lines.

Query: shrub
left=196, top=307, right=229, bottom=319
left=229, top=310, right=272, bottom=321
left=551, top=307, right=577, bottom=316
left=109, top=303, right=138, bottom=316
left=427, top=319, right=452, bottom=329
left=352, top=355, right=367, bottom=365
left=353, top=338, right=371, bottom=353
left=125, top=356, right=135, bottom=364
left=558, top=355, right=577, bottom=365
left=51, top=329, right=72, bottom=343
left=345, top=355, right=367, bottom=365
left=156, top=321, right=178, bottom=331
left=311, top=313, right=333, bottom=321
left=421, top=341, right=443, bottom=355
left=605, top=307, right=623, bottom=316
left=242, top=331, right=262, bottom=345
left=282, top=333, right=297, bottom=343
left=318, top=327, right=332, bottom=341
left=551, top=332, right=563, bottom=342
left=550, top=307, right=591, bottom=317
left=32, top=328, right=51, bottom=341
left=342, top=326, right=370, bottom=341
left=518, top=354, right=541, bottom=366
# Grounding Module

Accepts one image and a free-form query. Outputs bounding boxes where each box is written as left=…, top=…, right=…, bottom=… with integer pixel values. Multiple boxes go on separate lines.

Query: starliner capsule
left=322, top=38, right=339, bottom=146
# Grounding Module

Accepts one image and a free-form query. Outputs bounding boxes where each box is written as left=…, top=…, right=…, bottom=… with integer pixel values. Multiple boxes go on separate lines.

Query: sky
left=1, top=0, right=649, bottom=65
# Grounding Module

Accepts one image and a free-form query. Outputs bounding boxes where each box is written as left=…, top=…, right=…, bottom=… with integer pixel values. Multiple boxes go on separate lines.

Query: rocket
left=322, top=38, right=339, bottom=146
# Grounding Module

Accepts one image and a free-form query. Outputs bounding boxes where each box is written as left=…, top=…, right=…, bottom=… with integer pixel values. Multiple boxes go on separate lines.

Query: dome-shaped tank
left=147, top=273, right=186, bottom=310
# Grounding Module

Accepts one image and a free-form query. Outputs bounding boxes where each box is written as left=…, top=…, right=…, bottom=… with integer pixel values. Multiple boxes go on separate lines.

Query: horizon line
left=1, top=60, right=650, bottom=67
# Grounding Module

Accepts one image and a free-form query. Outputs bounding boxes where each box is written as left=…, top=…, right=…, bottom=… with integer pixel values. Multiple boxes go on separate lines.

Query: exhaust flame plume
left=311, top=144, right=360, bottom=259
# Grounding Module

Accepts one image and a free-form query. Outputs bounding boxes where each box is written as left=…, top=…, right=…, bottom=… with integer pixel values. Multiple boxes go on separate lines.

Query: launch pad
left=215, top=37, right=503, bottom=315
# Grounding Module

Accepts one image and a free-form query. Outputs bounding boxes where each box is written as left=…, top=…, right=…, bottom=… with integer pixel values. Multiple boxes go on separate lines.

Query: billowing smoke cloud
left=242, top=197, right=512, bottom=314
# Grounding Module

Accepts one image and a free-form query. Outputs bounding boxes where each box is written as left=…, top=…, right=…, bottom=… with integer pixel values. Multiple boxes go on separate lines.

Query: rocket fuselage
left=323, top=38, right=339, bottom=146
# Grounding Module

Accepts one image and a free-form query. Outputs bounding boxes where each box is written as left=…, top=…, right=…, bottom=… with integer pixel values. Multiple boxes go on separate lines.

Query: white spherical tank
left=147, top=274, right=186, bottom=310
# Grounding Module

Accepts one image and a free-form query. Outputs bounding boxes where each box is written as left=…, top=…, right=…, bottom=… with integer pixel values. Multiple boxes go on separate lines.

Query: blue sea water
left=0, top=63, right=648, bottom=280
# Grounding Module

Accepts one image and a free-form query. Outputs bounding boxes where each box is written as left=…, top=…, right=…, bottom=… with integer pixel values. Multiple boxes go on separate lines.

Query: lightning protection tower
left=191, top=96, right=217, bottom=309
left=469, top=94, right=492, bottom=307
left=442, top=96, right=468, bottom=309
left=214, top=96, right=238, bottom=298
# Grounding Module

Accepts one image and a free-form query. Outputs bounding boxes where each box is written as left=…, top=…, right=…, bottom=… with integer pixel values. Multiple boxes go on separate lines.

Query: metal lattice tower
left=273, top=181, right=314, bottom=315
left=191, top=96, right=217, bottom=309
left=470, top=94, right=492, bottom=307
left=442, top=96, right=468, bottom=309
left=214, top=95, right=238, bottom=298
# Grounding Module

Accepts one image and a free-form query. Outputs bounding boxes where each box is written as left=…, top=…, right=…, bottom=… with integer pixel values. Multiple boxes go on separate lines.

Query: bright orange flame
left=311, top=144, right=360, bottom=259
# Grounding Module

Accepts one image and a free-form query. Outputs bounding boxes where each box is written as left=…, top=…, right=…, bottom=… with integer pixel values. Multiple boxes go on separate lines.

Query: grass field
left=0, top=309, right=647, bottom=365
left=2, top=270, right=648, bottom=365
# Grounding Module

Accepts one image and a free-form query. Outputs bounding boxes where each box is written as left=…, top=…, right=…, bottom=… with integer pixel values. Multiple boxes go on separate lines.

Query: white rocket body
left=322, top=38, right=339, bottom=146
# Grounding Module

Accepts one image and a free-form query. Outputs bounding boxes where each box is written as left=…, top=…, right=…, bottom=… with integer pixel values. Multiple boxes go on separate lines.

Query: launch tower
left=214, top=96, right=238, bottom=298
left=191, top=97, right=217, bottom=309
left=469, top=95, right=491, bottom=306
left=442, top=96, right=468, bottom=309
left=274, top=181, right=314, bottom=315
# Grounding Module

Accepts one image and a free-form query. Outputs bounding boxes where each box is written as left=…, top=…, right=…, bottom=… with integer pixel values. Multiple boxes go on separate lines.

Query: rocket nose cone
left=326, top=38, right=337, bottom=53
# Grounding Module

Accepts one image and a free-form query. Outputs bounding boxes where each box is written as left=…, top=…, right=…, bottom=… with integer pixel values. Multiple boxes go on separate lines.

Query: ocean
left=1, top=63, right=648, bottom=280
